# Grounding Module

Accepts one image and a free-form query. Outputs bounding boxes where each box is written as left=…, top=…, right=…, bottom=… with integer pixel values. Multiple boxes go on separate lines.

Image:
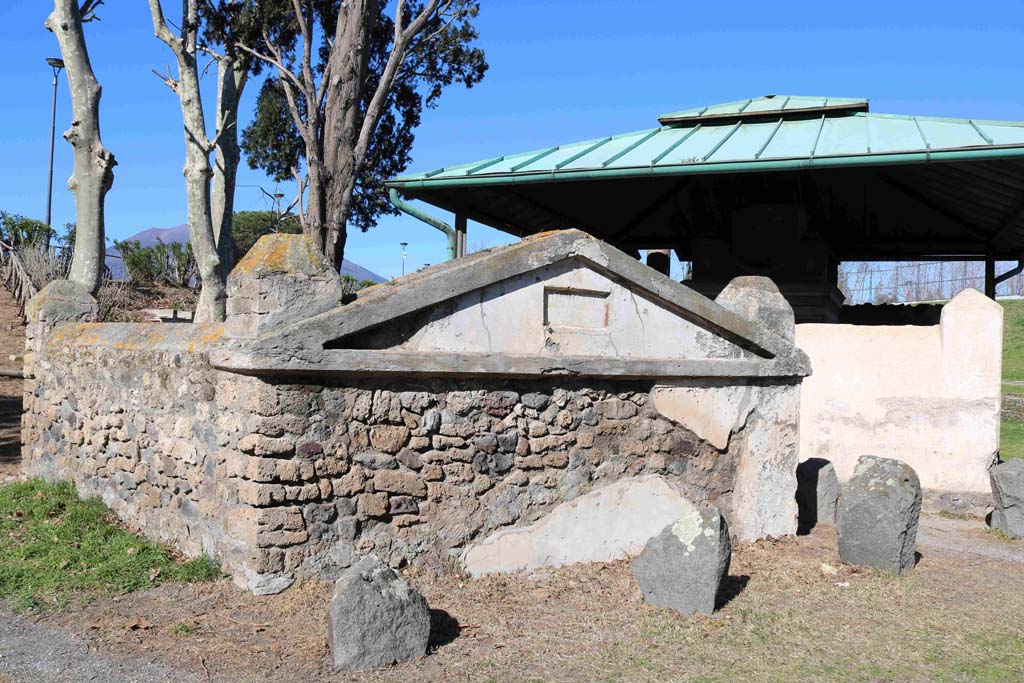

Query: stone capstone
left=631, top=506, right=731, bottom=616
left=25, top=279, right=98, bottom=328
left=225, top=233, right=344, bottom=338
left=715, top=276, right=795, bottom=342
left=837, top=455, right=922, bottom=574
left=990, top=459, right=1024, bottom=538
left=796, top=458, right=838, bottom=533
left=327, top=554, right=430, bottom=672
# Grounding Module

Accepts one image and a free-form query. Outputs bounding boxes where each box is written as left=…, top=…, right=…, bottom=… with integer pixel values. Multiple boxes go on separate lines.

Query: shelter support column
left=456, top=213, right=468, bottom=258
left=985, top=255, right=996, bottom=299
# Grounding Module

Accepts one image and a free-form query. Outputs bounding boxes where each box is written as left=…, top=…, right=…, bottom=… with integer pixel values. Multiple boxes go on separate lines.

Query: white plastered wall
left=796, top=289, right=1003, bottom=492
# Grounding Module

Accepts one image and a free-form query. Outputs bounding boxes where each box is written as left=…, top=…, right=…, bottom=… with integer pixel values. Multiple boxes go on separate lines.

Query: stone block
left=796, top=458, right=838, bottom=533
left=225, top=234, right=344, bottom=338
left=990, top=459, right=1024, bottom=538
left=374, top=470, right=427, bottom=497
left=328, top=554, right=430, bottom=672
left=370, top=425, right=410, bottom=454
left=631, top=506, right=731, bottom=616
left=837, top=456, right=921, bottom=574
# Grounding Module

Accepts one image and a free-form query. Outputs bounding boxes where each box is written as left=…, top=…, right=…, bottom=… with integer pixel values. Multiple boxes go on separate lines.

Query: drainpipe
left=388, top=188, right=457, bottom=260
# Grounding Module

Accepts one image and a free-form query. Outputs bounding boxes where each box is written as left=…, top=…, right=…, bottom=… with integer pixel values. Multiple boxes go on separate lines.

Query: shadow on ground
left=715, top=574, right=750, bottom=609
left=428, top=608, right=461, bottom=650
left=0, top=394, right=21, bottom=473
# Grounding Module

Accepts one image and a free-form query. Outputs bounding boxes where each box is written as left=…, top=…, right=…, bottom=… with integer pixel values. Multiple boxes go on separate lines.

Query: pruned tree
left=240, top=0, right=487, bottom=269
left=200, top=1, right=287, bottom=272
left=44, top=0, right=116, bottom=296
left=148, top=0, right=228, bottom=322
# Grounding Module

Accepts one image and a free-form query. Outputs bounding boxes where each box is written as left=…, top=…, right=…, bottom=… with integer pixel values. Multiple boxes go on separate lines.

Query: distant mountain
left=107, top=225, right=384, bottom=283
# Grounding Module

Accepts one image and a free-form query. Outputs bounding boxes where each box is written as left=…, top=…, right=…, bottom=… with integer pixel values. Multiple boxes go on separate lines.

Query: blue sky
left=1, top=1, right=1023, bottom=279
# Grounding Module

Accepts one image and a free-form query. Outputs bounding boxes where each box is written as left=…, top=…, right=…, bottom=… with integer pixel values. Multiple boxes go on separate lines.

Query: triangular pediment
left=220, top=231, right=809, bottom=379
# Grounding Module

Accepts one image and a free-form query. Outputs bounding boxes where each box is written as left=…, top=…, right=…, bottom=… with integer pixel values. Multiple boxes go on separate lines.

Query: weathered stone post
left=221, top=234, right=345, bottom=594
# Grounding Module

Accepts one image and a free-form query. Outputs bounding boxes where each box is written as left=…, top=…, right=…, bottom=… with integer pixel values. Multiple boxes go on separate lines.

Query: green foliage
left=241, top=1, right=487, bottom=233
left=232, top=210, right=302, bottom=260
left=340, top=274, right=378, bottom=298
left=0, top=479, right=220, bottom=611
left=113, top=238, right=197, bottom=288
left=0, top=212, right=54, bottom=247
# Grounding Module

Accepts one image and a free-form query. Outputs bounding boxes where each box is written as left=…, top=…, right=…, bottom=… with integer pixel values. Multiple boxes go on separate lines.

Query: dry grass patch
left=38, top=525, right=1024, bottom=683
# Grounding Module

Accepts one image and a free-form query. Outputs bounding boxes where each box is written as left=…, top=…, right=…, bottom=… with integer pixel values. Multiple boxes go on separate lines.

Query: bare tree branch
left=78, top=0, right=103, bottom=22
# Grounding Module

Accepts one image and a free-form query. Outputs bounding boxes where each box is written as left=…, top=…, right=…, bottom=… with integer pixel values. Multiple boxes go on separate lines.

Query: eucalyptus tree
left=44, top=0, right=116, bottom=296
left=239, top=0, right=487, bottom=269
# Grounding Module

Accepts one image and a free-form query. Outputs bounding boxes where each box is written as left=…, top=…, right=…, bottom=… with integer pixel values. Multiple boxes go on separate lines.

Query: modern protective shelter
left=387, top=95, right=1024, bottom=321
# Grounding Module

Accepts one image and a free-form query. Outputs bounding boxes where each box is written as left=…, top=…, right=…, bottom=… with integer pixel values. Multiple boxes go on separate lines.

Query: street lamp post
left=45, top=57, right=65, bottom=232
left=400, top=242, right=408, bottom=276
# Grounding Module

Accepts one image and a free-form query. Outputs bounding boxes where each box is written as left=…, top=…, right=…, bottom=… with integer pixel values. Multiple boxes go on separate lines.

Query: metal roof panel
left=389, top=97, right=1024, bottom=188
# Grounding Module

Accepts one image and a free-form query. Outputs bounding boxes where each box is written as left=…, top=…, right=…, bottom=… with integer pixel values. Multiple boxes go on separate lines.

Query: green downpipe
left=388, top=188, right=457, bottom=260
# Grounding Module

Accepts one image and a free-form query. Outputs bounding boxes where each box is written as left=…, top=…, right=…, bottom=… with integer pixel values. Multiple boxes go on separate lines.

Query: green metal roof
left=388, top=96, right=1024, bottom=188
left=386, top=97, right=1024, bottom=258
left=657, top=95, right=869, bottom=124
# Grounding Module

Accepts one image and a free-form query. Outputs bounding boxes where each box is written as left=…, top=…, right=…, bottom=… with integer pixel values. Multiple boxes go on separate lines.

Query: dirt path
left=2, top=517, right=1021, bottom=683
left=0, top=611, right=197, bottom=683
left=0, top=283, right=24, bottom=479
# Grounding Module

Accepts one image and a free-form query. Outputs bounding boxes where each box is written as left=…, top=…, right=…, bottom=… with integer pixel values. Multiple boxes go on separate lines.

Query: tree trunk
left=211, top=56, right=246, bottom=272
left=45, top=0, right=115, bottom=296
left=178, top=52, right=226, bottom=322
left=149, top=0, right=225, bottom=323
left=322, top=0, right=377, bottom=270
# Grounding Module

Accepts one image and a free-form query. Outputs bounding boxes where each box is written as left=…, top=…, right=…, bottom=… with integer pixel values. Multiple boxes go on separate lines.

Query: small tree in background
left=231, top=209, right=302, bottom=260
left=0, top=213, right=55, bottom=248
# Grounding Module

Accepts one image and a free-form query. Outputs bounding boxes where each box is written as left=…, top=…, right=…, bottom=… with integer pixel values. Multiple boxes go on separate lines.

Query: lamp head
left=46, top=57, right=65, bottom=70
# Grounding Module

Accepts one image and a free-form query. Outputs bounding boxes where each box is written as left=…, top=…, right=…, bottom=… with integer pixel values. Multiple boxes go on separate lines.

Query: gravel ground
left=0, top=610, right=199, bottom=683
left=917, top=513, right=1024, bottom=563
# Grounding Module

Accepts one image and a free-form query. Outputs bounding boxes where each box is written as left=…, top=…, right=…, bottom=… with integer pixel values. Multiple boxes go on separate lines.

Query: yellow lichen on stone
left=231, top=234, right=324, bottom=278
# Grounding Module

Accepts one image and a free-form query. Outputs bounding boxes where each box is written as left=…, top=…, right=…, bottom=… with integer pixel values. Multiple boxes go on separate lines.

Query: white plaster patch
left=461, top=476, right=698, bottom=577
left=650, top=384, right=755, bottom=450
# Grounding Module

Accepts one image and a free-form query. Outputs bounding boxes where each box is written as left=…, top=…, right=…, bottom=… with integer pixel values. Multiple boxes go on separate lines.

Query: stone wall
left=22, top=322, right=788, bottom=592
left=796, top=288, right=1003, bottom=492
left=21, top=234, right=807, bottom=594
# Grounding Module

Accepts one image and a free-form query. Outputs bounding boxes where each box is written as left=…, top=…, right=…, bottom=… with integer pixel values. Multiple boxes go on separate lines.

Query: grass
left=1003, top=300, right=1024, bottom=382
left=1000, top=418, right=1024, bottom=461
left=1002, top=300, right=1024, bottom=459
left=0, top=479, right=220, bottom=610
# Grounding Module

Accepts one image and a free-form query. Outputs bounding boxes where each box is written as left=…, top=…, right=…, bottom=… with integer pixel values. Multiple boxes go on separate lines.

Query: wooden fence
left=0, top=239, right=38, bottom=319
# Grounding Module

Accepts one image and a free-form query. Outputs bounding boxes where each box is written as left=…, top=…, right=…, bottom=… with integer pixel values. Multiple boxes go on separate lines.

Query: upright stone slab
left=328, top=554, right=431, bottom=672
left=709, top=275, right=801, bottom=540
left=990, top=459, right=1024, bottom=538
left=837, top=456, right=922, bottom=574
left=631, top=506, right=731, bottom=616
left=796, top=458, right=838, bottom=533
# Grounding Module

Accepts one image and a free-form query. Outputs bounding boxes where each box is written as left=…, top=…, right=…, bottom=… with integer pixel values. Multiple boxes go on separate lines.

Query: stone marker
left=990, top=459, right=1024, bottom=538
left=837, top=456, right=921, bottom=574
left=631, top=506, right=731, bottom=616
left=328, top=554, right=430, bottom=672
left=796, top=458, right=838, bottom=533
